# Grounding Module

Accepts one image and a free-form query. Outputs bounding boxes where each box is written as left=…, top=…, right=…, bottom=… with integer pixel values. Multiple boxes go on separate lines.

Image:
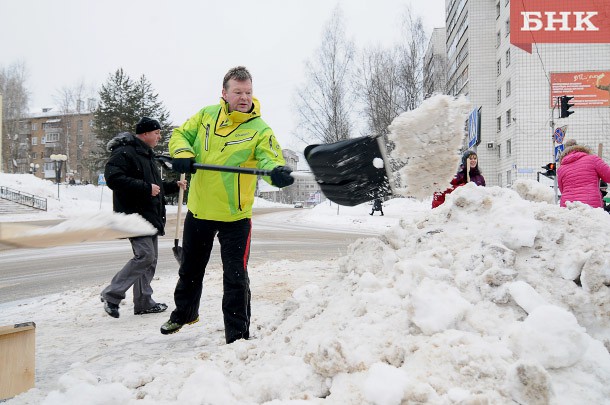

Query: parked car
left=293, top=201, right=304, bottom=208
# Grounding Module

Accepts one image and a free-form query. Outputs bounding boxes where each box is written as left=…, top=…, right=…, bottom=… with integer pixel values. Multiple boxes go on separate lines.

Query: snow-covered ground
left=1, top=95, right=610, bottom=404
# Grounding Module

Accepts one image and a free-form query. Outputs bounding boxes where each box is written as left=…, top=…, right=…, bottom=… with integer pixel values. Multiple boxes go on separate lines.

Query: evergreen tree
left=90, top=68, right=172, bottom=174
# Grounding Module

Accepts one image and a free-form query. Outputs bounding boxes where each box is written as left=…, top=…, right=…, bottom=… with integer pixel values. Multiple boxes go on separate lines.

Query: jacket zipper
left=221, top=137, right=254, bottom=152
left=237, top=173, right=242, bottom=211
left=204, top=124, right=210, bottom=151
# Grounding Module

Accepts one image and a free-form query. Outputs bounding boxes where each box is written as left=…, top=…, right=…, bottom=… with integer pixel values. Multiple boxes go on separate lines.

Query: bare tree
left=0, top=61, right=30, bottom=173
left=356, top=8, right=428, bottom=138
left=355, top=46, right=404, bottom=138
left=54, top=80, right=96, bottom=114
left=53, top=81, right=97, bottom=177
left=294, top=6, right=355, bottom=144
left=395, top=10, right=428, bottom=112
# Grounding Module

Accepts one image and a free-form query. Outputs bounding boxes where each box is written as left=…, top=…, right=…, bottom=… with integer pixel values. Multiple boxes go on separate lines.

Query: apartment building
left=20, top=108, right=99, bottom=183
left=423, top=27, right=448, bottom=98
left=436, top=0, right=610, bottom=187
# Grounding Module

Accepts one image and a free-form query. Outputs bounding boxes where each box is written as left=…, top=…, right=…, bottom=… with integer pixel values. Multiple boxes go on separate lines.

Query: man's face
left=222, top=78, right=253, bottom=113
left=140, top=129, right=161, bottom=148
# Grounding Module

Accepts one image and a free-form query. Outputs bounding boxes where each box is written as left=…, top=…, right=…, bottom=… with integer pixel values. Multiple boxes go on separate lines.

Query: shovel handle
left=174, top=173, right=186, bottom=240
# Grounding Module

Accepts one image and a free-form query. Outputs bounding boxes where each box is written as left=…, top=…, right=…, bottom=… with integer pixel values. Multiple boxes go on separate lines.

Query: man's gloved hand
left=270, top=165, right=294, bottom=188
left=171, top=158, right=196, bottom=174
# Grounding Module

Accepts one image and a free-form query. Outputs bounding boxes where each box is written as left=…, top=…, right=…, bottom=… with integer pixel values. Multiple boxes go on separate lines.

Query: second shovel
left=172, top=173, right=186, bottom=264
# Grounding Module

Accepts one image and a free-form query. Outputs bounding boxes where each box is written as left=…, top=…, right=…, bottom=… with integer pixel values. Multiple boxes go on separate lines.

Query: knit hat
left=461, top=150, right=477, bottom=166
left=564, top=139, right=577, bottom=148
left=135, top=117, right=161, bottom=134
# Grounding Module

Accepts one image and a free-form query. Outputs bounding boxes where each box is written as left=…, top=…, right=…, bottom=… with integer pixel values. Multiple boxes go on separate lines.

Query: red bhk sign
left=511, top=0, right=610, bottom=53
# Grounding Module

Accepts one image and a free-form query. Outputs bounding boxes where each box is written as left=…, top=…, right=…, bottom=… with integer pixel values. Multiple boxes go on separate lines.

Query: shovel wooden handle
left=174, top=173, right=186, bottom=240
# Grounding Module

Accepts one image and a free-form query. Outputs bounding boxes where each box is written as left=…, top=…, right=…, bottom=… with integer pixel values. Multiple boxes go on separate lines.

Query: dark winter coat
left=104, top=132, right=179, bottom=235
left=431, top=164, right=486, bottom=208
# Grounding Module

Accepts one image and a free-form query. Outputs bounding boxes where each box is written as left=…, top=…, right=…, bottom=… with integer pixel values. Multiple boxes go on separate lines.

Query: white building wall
left=444, top=0, right=610, bottom=188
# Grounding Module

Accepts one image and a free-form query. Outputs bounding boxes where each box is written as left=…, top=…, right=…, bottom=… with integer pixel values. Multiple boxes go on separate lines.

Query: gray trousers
left=101, top=235, right=158, bottom=313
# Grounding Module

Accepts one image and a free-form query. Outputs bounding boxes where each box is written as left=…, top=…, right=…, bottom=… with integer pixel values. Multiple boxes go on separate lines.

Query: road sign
left=467, top=108, right=480, bottom=148
left=555, top=144, right=565, bottom=162
left=553, top=126, right=566, bottom=144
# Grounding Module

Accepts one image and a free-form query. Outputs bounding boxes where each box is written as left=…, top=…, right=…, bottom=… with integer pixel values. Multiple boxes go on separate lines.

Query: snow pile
left=388, top=95, right=471, bottom=199
left=4, top=181, right=608, bottom=404
left=229, top=183, right=609, bottom=404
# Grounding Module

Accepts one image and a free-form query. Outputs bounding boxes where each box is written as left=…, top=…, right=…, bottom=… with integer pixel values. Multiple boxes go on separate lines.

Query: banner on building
left=511, top=0, right=610, bottom=53
left=550, top=71, right=610, bottom=108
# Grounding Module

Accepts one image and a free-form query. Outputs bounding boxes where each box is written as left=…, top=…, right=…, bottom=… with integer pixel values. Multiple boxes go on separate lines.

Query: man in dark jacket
left=100, top=117, right=187, bottom=318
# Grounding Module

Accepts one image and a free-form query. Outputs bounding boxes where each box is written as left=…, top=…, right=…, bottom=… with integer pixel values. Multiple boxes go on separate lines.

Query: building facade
left=423, top=27, right=448, bottom=98
left=438, top=0, right=610, bottom=188
left=11, top=107, right=98, bottom=183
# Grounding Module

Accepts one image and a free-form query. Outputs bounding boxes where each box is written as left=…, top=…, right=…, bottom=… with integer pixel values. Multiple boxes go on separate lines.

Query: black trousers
left=170, top=211, right=252, bottom=343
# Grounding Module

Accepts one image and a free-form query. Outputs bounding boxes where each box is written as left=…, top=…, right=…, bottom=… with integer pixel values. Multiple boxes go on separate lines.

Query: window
left=31, top=152, right=37, bottom=159
left=506, top=109, right=512, bottom=126
left=507, top=170, right=512, bottom=185
left=506, top=139, right=512, bottom=156
left=497, top=144, right=502, bottom=158
left=496, top=31, right=501, bottom=48
left=505, top=18, right=510, bottom=36
left=497, top=60, right=501, bottom=76
left=497, top=173, right=503, bottom=187
left=505, top=0, right=510, bottom=5
left=31, top=137, right=38, bottom=145
left=506, top=48, right=511, bottom=67
left=496, top=2, right=501, bottom=18
left=31, top=123, right=37, bottom=131
left=497, top=116, right=502, bottom=132
left=497, top=89, right=502, bottom=104
left=46, top=133, right=60, bottom=142
left=506, top=80, right=512, bottom=97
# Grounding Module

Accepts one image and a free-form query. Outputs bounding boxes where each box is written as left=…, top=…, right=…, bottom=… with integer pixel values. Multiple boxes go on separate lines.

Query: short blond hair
left=223, top=66, right=252, bottom=90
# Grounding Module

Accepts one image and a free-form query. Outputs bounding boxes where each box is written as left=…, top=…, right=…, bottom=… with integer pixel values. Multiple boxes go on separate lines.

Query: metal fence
left=0, top=186, right=47, bottom=211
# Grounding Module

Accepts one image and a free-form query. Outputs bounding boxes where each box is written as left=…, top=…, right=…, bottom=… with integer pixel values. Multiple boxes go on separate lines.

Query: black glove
left=171, top=158, right=196, bottom=174
left=270, top=165, right=294, bottom=188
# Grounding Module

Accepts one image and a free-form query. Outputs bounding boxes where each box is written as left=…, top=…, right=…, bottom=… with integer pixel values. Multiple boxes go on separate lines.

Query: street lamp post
left=29, top=162, right=40, bottom=175
left=50, top=154, right=68, bottom=200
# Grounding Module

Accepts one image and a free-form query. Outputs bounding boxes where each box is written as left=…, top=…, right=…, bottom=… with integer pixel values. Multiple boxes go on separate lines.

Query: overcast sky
left=1, top=0, right=445, bottom=150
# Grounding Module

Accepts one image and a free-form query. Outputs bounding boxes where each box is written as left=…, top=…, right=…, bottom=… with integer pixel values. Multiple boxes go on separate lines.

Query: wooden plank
left=0, top=322, right=36, bottom=400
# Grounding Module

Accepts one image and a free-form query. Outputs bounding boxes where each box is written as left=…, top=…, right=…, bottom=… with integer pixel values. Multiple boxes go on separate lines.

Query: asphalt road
left=0, top=208, right=376, bottom=304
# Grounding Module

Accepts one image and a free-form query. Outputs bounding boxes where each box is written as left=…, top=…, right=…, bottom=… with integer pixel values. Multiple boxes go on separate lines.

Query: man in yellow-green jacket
left=161, top=66, right=294, bottom=343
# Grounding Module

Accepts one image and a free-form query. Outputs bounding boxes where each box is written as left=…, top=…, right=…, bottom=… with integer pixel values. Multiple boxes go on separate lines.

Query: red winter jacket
left=431, top=165, right=485, bottom=208
left=557, top=147, right=610, bottom=208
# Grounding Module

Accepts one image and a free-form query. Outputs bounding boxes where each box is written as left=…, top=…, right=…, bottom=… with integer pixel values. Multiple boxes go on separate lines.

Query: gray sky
left=1, top=0, right=445, bottom=149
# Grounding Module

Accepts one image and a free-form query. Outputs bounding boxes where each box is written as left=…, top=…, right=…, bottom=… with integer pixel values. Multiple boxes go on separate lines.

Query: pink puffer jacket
left=557, top=148, right=610, bottom=208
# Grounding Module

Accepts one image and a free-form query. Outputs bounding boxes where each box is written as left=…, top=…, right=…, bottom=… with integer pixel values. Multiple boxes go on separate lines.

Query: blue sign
left=554, top=144, right=565, bottom=162
left=98, top=174, right=106, bottom=186
left=467, top=108, right=480, bottom=148
left=553, top=127, right=565, bottom=144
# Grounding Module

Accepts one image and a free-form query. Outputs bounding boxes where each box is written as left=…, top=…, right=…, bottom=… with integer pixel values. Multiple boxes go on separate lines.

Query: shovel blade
left=304, top=136, right=392, bottom=206
left=172, top=240, right=183, bottom=264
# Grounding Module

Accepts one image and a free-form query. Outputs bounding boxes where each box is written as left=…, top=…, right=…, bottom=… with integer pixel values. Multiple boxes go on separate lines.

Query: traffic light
left=542, top=163, right=556, bottom=178
left=560, top=95, right=574, bottom=118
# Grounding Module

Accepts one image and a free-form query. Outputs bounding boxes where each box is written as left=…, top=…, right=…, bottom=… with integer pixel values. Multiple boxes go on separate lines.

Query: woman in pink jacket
left=557, top=140, right=610, bottom=208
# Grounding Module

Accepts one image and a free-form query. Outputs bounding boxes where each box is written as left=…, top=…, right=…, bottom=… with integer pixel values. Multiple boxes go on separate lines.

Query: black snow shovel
left=172, top=173, right=186, bottom=264
left=156, top=136, right=391, bottom=208
left=304, top=136, right=393, bottom=206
